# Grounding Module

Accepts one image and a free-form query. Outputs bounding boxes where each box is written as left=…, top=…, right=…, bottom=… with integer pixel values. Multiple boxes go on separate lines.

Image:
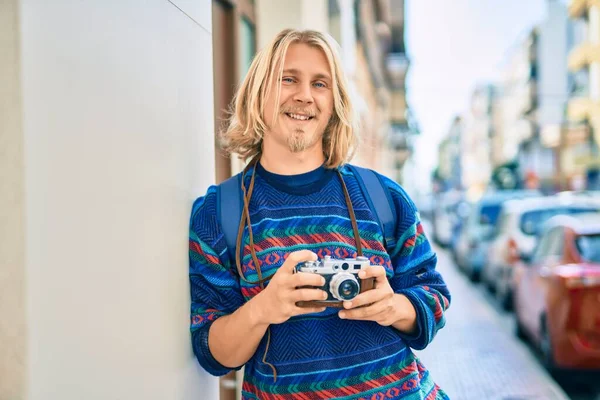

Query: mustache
left=280, top=106, right=317, bottom=117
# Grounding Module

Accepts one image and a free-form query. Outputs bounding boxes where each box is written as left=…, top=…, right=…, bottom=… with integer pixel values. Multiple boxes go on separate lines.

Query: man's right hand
left=208, top=250, right=329, bottom=368
left=252, top=250, right=328, bottom=325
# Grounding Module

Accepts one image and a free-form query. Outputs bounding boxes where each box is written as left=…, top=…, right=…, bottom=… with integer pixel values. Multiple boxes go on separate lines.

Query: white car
left=484, top=195, right=600, bottom=309
left=431, top=190, right=464, bottom=248
left=454, top=190, right=541, bottom=281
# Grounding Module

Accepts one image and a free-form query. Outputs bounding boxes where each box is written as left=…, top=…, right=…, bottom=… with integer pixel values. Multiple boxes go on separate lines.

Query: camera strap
left=218, top=158, right=377, bottom=382
left=229, top=158, right=366, bottom=287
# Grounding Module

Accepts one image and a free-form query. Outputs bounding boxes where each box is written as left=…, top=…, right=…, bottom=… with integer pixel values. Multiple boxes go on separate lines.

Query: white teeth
left=288, top=113, right=311, bottom=121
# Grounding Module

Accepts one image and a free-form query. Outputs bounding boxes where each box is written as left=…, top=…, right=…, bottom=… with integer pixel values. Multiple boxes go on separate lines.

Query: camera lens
left=339, top=280, right=359, bottom=299
left=329, top=273, right=360, bottom=301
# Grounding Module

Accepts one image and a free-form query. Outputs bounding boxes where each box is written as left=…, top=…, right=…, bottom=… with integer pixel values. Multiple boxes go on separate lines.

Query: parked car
left=484, top=196, right=600, bottom=309
left=455, top=190, right=541, bottom=281
left=431, top=190, right=464, bottom=248
left=415, top=192, right=435, bottom=221
left=512, top=212, right=600, bottom=371
left=555, top=190, right=600, bottom=201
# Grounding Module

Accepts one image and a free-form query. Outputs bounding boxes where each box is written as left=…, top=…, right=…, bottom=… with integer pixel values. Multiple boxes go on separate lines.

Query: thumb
left=283, top=250, right=318, bottom=272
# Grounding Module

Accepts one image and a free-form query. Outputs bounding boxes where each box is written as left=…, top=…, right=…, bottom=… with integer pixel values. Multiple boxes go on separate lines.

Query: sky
left=404, top=0, right=556, bottom=191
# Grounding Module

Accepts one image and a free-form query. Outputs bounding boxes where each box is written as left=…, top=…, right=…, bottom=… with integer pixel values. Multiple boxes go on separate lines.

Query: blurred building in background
left=434, top=116, right=463, bottom=193
left=495, top=28, right=556, bottom=193
left=462, top=85, right=495, bottom=200
left=433, top=0, right=594, bottom=199
left=534, top=0, right=569, bottom=190
left=496, top=31, right=536, bottom=174
left=566, top=0, right=600, bottom=190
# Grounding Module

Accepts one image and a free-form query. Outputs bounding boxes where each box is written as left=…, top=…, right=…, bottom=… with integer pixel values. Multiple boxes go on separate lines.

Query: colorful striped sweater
left=189, top=163, right=451, bottom=399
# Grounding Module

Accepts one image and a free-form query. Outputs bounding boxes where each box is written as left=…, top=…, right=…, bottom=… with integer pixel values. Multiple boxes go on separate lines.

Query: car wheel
left=496, top=284, right=513, bottom=311
left=485, top=276, right=495, bottom=293
left=469, top=268, right=480, bottom=282
left=515, top=317, right=527, bottom=341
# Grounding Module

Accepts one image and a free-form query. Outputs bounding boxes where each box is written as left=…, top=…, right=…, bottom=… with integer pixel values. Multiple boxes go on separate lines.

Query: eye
left=281, top=77, right=295, bottom=84
left=313, top=81, right=327, bottom=88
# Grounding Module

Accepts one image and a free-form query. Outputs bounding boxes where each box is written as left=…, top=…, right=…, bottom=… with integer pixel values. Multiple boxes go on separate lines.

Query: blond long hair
left=220, top=29, right=358, bottom=168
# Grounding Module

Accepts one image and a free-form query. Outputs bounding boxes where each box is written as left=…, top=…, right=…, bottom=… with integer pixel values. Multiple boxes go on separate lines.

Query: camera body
left=295, top=255, right=376, bottom=306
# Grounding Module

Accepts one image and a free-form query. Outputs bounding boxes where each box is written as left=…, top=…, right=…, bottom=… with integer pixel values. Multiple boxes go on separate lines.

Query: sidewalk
left=414, top=230, right=570, bottom=400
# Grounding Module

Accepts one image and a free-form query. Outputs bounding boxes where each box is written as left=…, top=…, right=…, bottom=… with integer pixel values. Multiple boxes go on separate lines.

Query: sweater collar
left=254, top=162, right=335, bottom=195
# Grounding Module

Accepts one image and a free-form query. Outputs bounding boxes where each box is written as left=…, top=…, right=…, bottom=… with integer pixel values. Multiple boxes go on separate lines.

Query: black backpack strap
left=217, top=173, right=243, bottom=263
left=346, top=165, right=397, bottom=250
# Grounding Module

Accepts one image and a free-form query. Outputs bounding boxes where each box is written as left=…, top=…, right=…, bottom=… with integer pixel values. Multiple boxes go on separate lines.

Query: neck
left=260, top=144, right=325, bottom=175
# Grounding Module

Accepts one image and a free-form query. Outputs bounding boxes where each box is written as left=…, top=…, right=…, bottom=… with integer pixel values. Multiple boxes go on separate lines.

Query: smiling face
left=262, top=42, right=335, bottom=156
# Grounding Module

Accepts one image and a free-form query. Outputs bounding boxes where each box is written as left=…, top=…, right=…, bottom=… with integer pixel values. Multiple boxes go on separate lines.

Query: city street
left=415, top=220, right=600, bottom=400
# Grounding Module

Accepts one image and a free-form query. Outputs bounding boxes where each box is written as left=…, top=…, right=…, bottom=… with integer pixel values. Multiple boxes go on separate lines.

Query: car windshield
left=520, top=207, right=600, bottom=236
left=576, top=234, right=600, bottom=263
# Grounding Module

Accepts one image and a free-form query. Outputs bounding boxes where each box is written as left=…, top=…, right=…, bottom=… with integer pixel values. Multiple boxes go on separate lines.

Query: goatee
left=287, top=129, right=322, bottom=153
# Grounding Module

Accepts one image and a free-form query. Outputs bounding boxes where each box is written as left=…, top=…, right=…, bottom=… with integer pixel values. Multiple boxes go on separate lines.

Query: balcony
left=516, top=118, right=535, bottom=142
left=569, top=0, right=587, bottom=18
left=524, top=80, right=537, bottom=114
left=389, top=89, right=407, bottom=123
left=570, top=67, right=590, bottom=96
left=388, top=122, right=412, bottom=151
left=567, top=97, right=595, bottom=121
left=386, top=52, right=409, bottom=88
left=568, top=42, right=600, bottom=71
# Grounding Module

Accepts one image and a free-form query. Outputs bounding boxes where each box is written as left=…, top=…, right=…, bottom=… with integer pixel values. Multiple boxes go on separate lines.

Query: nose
left=293, top=81, right=314, bottom=104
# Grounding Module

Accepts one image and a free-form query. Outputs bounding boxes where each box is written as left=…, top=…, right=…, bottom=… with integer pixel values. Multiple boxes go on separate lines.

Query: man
left=189, top=29, right=451, bottom=399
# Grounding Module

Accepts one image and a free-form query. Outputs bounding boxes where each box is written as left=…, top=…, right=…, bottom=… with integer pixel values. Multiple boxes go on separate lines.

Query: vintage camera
left=295, top=255, right=376, bottom=307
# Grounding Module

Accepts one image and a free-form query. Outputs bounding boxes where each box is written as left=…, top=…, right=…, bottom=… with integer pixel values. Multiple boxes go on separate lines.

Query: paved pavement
left=414, top=229, right=570, bottom=400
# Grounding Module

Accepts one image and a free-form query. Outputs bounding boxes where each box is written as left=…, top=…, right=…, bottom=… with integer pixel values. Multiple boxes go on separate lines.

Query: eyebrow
left=282, top=68, right=332, bottom=81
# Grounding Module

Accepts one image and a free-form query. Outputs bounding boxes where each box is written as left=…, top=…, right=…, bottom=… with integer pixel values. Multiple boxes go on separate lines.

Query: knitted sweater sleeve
left=189, top=186, right=245, bottom=376
left=381, top=176, right=451, bottom=350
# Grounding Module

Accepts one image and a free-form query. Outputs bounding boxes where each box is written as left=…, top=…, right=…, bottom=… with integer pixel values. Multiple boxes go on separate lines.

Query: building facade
left=436, top=117, right=463, bottom=193
left=566, top=0, right=600, bottom=189
left=462, top=85, right=495, bottom=199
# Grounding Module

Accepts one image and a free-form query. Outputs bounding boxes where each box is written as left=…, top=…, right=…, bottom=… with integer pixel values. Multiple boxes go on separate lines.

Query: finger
left=291, top=288, right=328, bottom=302
left=357, top=265, right=387, bottom=280
left=292, top=271, right=326, bottom=287
left=358, top=266, right=391, bottom=288
left=342, top=289, right=389, bottom=309
left=339, top=303, right=387, bottom=320
left=295, top=306, right=327, bottom=315
left=283, top=250, right=318, bottom=272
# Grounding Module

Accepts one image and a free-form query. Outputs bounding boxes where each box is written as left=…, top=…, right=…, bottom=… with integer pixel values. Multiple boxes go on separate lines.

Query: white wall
left=0, top=0, right=27, bottom=398
left=14, top=0, right=218, bottom=398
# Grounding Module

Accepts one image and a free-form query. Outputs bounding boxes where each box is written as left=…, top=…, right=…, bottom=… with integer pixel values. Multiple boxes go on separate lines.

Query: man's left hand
left=338, top=266, right=417, bottom=333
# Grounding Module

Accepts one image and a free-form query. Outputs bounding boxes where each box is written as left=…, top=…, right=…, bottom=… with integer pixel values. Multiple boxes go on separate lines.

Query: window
left=575, top=234, right=600, bottom=263
left=546, top=227, right=564, bottom=257
left=239, top=16, right=256, bottom=82
left=496, top=210, right=512, bottom=235
left=479, top=204, right=502, bottom=226
left=532, top=227, right=563, bottom=263
left=519, top=206, right=599, bottom=236
left=532, top=233, right=550, bottom=264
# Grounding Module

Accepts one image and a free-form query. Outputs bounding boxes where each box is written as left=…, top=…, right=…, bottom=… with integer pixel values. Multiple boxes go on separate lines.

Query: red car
left=513, top=212, right=600, bottom=371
